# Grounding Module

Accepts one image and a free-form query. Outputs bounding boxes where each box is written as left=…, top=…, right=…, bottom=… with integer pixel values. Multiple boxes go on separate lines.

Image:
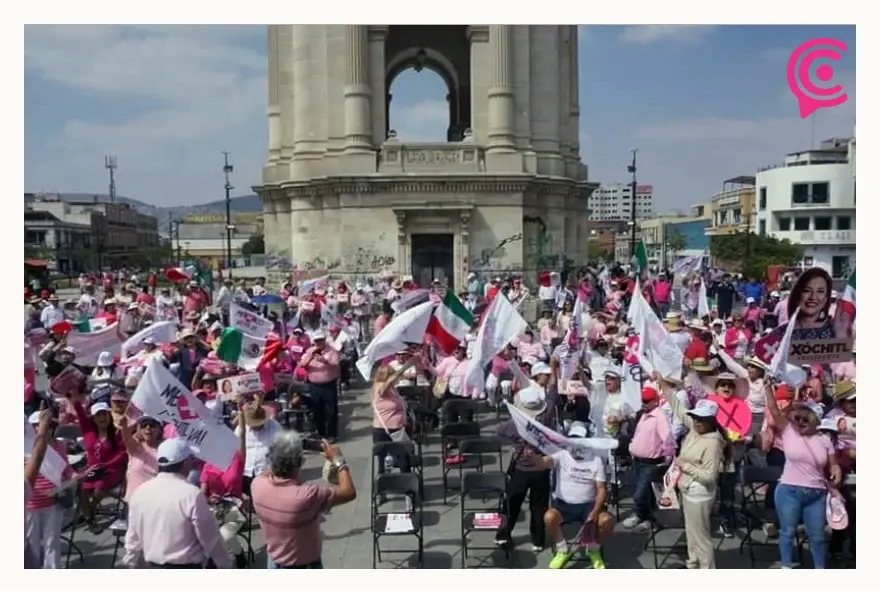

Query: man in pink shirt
left=623, top=386, right=672, bottom=533
left=183, top=281, right=208, bottom=316
left=299, top=330, right=341, bottom=441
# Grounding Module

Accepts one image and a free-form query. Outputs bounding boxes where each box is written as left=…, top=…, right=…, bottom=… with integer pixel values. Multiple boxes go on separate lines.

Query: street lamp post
left=627, top=149, right=638, bottom=259
left=222, top=152, right=235, bottom=279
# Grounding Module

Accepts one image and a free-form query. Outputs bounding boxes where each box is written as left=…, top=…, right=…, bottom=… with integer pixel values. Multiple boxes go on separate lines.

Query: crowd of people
left=23, top=262, right=855, bottom=569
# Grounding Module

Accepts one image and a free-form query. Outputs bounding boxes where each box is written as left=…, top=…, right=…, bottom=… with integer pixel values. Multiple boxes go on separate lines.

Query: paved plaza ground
left=55, top=384, right=793, bottom=570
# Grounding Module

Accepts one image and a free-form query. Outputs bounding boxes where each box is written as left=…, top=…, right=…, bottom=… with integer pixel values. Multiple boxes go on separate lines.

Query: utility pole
left=167, top=212, right=174, bottom=266
left=222, top=152, right=235, bottom=279
left=172, top=221, right=182, bottom=266
left=104, top=155, right=117, bottom=203
left=627, top=149, right=638, bottom=259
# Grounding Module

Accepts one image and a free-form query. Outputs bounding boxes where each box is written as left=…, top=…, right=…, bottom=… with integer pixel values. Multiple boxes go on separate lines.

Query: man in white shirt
left=215, top=278, right=233, bottom=323
left=239, top=402, right=282, bottom=495
left=537, top=422, right=613, bottom=570
left=124, top=438, right=231, bottom=569
left=40, top=295, right=64, bottom=328
left=78, top=285, right=99, bottom=318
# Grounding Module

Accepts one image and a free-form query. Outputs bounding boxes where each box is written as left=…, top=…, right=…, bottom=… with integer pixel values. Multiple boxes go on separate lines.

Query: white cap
left=96, top=351, right=114, bottom=367
left=103, top=298, right=116, bottom=306
left=311, top=329, right=327, bottom=340
left=530, top=362, right=552, bottom=377
left=604, top=367, right=623, bottom=379
left=156, top=437, right=195, bottom=466
left=568, top=422, right=588, bottom=438
left=687, top=399, right=719, bottom=419
left=711, top=318, right=724, bottom=326
left=805, top=402, right=825, bottom=419
left=89, top=402, right=110, bottom=416
left=127, top=302, right=139, bottom=310
left=521, top=356, right=538, bottom=366
left=770, top=291, right=780, bottom=298
left=819, top=418, right=839, bottom=433
left=746, top=297, right=755, bottom=304
left=178, top=328, right=195, bottom=339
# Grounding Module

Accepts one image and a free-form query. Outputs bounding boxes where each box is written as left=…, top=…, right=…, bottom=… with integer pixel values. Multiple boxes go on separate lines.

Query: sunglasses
left=717, top=381, right=735, bottom=389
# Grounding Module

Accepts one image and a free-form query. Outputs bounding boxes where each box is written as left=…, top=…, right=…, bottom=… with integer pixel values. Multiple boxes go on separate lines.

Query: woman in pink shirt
left=516, top=329, right=546, bottom=362
left=371, top=354, right=422, bottom=473
left=764, top=380, right=841, bottom=569
left=201, top=405, right=248, bottom=568
left=119, top=414, right=162, bottom=501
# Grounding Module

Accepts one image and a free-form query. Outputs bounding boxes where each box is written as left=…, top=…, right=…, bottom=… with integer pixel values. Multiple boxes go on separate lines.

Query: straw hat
left=243, top=403, right=268, bottom=428
left=391, top=280, right=403, bottom=290
left=663, top=312, right=683, bottom=332
left=690, top=357, right=714, bottom=373
left=745, top=357, right=767, bottom=371
left=833, top=380, right=856, bottom=402
left=705, top=371, right=749, bottom=399
left=514, top=385, right=547, bottom=417
left=688, top=318, right=707, bottom=331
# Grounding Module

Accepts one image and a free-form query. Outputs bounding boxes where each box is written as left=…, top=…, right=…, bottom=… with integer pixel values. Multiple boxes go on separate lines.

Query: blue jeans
left=632, top=458, right=660, bottom=521
left=774, top=483, right=827, bottom=568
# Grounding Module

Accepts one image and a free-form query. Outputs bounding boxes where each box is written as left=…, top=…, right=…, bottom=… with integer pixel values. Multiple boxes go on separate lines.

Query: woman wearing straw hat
left=663, top=312, right=692, bottom=354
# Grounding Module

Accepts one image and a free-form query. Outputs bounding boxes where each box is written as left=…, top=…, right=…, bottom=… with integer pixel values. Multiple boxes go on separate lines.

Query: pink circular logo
left=786, top=38, right=849, bottom=119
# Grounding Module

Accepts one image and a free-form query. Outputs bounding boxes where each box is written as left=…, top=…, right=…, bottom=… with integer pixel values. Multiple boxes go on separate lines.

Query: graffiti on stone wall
left=345, top=243, right=396, bottom=276
left=265, top=252, right=293, bottom=271
left=522, top=216, right=575, bottom=271
left=470, top=233, right=522, bottom=271
left=298, top=257, right=341, bottom=272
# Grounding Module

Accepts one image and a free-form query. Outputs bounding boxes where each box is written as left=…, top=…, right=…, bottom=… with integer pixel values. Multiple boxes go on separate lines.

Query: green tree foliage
left=241, top=233, right=265, bottom=256
left=664, top=228, right=687, bottom=256
left=710, top=232, right=803, bottom=278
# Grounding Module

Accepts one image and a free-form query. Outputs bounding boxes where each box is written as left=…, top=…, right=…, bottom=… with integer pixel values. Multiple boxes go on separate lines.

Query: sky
left=24, top=25, right=856, bottom=212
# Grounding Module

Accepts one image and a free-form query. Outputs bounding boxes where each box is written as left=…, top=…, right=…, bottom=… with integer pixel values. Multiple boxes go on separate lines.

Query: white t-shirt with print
left=551, top=451, right=606, bottom=505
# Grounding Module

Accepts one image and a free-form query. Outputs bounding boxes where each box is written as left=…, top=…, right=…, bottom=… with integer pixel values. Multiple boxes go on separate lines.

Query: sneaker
left=548, top=549, right=571, bottom=569
left=718, top=523, right=734, bottom=538
left=530, top=544, right=544, bottom=553
left=633, top=520, right=651, bottom=534
left=587, top=549, right=606, bottom=569
left=621, top=515, right=641, bottom=529
left=493, top=537, right=510, bottom=547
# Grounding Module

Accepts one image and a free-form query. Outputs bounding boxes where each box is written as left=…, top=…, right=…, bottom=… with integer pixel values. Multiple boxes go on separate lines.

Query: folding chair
left=494, top=370, right=515, bottom=421
left=372, top=440, right=423, bottom=500
left=442, top=398, right=477, bottom=426
left=440, top=421, right=481, bottom=503
left=738, top=465, right=801, bottom=568
left=371, top=473, right=424, bottom=569
left=460, top=472, right=510, bottom=568
left=109, top=501, right=129, bottom=568
left=607, top=449, right=634, bottom=522
left=458, top=437, right=504, bottom=478
left=645, top=464, right=688, bottom=569
left=60, top=482, right=84, bottom=568
left=235, top=494, right=257, bottom=567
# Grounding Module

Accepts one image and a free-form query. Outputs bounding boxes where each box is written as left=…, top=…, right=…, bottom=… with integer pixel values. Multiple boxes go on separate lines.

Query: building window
left=792, top=181, right=830, bottom=205
left=837, top=216, right=851, bottom=230
left=759, top=187, right=767, bottom=210
left=794, top=217, right=810, bottom=231
left=832, top=256, right=850, bottom=279
left=759, top=220, right=766, bottom=235
left=778, top=217, right=791, bottom=231
left=814, top=216, right=832, bottom=231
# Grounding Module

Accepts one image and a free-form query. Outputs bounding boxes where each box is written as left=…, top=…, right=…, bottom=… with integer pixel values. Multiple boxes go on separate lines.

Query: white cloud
left=25, top=25, right=267, bottom=206
left=390, top=99, right=449, bottom=142
left=618, top=25, right=715, bottom=45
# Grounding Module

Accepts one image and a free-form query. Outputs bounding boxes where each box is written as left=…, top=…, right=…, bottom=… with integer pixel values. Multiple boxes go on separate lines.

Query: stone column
left=267, top=26, right=281, bottom=164
left=368, top=26, right=388, bottom=147
left=486, top=25, right=516, bottom=154
left=292, top=25, right=322, bottom=179
left=568, top=25, right=582, bottom=179
left=278, top=26, right=295, bottom=163
left=466, top=26, right=489, bottom=145
left=343, top=25, right=374, bottom=172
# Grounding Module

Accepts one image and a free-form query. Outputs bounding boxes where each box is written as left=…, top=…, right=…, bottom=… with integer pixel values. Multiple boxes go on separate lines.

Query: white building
left=755, top=136, right=856, bottom=279
left=589, top=183, right=653, bottom=222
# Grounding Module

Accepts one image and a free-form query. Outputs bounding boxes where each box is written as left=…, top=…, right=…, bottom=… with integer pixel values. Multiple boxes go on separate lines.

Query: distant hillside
left=24, top=192, right=263, bottom=221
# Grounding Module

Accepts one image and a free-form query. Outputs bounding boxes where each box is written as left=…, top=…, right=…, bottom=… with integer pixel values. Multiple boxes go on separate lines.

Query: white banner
left=230, top=303, right=273, bottom=338
left=131, top=361, right=238, bottom=470
left=504, top=401, right=618, bottom=456
left=122, top=321, right=177, bottom=356
left=465, top=295, right=527, bottom=393
left=67, top=323, right=123, bottom=366
left=673, top=254, right=704, bottom=277
left=23, top=415, right=67, bottom=487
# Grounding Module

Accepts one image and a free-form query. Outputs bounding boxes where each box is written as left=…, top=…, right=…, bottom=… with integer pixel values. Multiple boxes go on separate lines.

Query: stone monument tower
left=255, top=25, right=596, bottom=287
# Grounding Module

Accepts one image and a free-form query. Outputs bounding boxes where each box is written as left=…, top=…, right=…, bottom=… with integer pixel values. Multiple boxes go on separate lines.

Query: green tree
left=664, top=228, right=687, bottom=257
left=710, top=232, right=803, bottom=279
left=241, top=233, right=265, bottom=256
left=24, top=244, right=55, bottom=262
left=586, top=241, right=611, bottom=263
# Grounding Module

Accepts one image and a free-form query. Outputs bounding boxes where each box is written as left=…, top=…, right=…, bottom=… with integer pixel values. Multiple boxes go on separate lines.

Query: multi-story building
left=589, top=183, right=654, bottom=222
left=705, top=176, right=757, bottom=236
left=174, top=217, right=263, bottom=266
left=637, top=204, right=712, bottom=267
left=755, top=136, right=856, bottom=279
left=24, top=210, right=93, bottom=273
left=26, top=193, right=160, bottom=268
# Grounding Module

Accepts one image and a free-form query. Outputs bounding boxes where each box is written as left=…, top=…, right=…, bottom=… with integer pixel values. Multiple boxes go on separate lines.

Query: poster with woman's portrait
left=217, top=373, right=262, bottom=400
left=754, top=267, right=854, bottom=365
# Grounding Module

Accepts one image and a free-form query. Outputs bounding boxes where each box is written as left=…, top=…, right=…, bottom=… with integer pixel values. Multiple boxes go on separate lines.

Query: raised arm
left=763, top=377, right=786, bottom=430
left=716, top=348, right=748, bottom=379
left=653, top=371, right=693, bottom=430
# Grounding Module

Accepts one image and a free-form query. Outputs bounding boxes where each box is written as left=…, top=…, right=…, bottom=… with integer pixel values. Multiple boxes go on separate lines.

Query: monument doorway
left=411, top=233, right=454, bottom=289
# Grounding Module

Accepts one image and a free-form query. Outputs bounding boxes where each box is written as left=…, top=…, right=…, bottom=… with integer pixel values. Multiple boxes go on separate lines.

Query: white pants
left=217, top=506, right=246, bottom=556
left=484, top=375, right=512, bottom=405
left=26, top=505, right=63, bottom=569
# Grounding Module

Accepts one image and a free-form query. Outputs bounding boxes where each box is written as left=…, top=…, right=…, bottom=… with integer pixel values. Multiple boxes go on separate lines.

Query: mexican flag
left=74, top=318, right=109, bottom=333
left=632, top=240, right=649, bottom=274
left=426, top=291, right=475, bottom=354
left=836, top=269, right=855, bottom=323
left=216, top=327, right=282, bottom=371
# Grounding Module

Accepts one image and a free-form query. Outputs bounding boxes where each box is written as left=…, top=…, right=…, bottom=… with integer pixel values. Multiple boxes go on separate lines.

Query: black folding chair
left=458, top=437, right=505, bottom=478
left=59, top=482, right=84, bottom=568
left=440, top=421, right=481, bottom=503
left=109, top=500, right=129, bottom=568
left=372, top=440, right=423, bottom=500
left=371, top=473, right=424, bottom=569
left=460, top=472, right=510, bottom=568
left=738, top=465, right=801, bottom=568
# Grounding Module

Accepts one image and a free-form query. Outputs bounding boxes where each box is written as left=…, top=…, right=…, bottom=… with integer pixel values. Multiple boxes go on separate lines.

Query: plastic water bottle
left=384, top=454, right=394, bottom=473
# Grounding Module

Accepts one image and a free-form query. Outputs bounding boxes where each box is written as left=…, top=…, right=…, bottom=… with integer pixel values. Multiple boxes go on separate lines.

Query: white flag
left=465, top=295, right=527, bottom=393
left=132, top=361, right=238, bottom=470
left=698, top=280, right=711, bottom=318
left=356, top=301, right=435, bottom=380
left=504, top=401, right=618, bottom=455
left=23, top=414, right=68, bottom=487
left=67, top=323, right=123, bottom=366
left=122, top=321, right=177, bottom=356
